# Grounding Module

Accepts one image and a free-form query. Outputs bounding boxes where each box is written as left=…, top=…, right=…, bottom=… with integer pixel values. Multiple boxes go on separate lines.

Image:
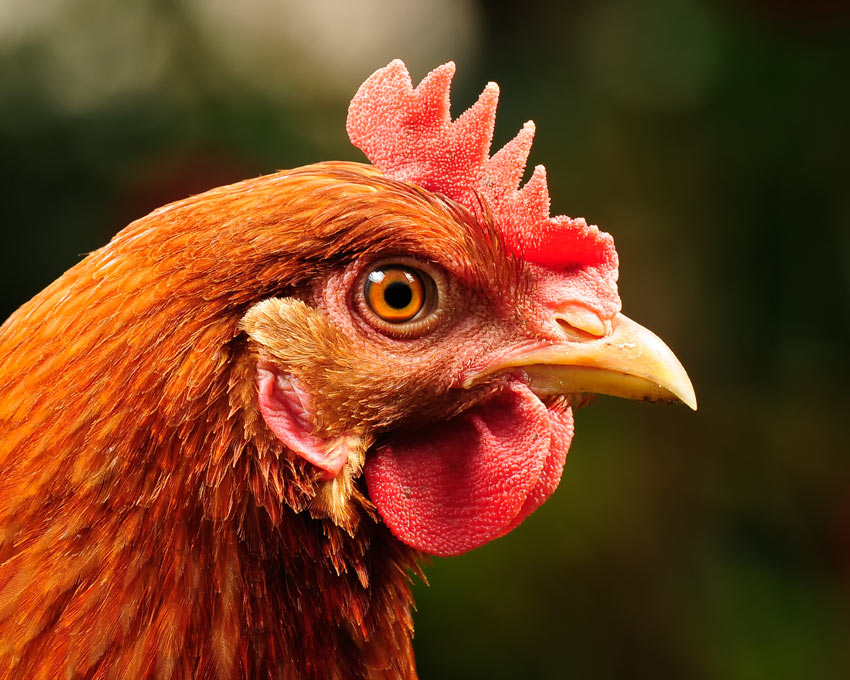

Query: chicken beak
left=473, top=313, right=697, bottom=410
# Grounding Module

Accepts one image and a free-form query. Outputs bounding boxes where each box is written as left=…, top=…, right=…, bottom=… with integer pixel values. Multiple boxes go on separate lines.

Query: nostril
left=554, top=317, right=594, bottom=341
left=554, top=304, right=607, bottom=338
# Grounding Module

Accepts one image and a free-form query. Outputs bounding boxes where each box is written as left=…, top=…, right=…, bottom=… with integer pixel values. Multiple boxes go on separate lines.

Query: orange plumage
left=0, top=61, right=694, bottom=678
left=0, top=165, right=437, bottom=678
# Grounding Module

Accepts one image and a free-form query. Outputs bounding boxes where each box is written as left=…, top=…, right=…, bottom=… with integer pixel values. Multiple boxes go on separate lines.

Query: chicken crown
left=346, top=59, right=618, bottom=275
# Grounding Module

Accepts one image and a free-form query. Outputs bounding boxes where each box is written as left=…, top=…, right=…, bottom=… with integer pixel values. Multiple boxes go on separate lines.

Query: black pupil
left=384, top=281, right=413, bottom=309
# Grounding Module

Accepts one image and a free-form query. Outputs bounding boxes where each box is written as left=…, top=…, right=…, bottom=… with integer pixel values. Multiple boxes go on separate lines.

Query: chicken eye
left=364, top=266, right=428, bottom=323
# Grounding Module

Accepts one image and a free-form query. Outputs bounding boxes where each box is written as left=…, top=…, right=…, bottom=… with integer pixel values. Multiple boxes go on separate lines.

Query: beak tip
left=673, top=377, right=697, bottom=411
left=667, top=369, right=697, bottom=411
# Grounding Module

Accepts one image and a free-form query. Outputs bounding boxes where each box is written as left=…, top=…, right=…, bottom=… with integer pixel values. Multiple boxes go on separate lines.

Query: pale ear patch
left=241, top=298, right=371, bottom=527
left=255, top=362, right=350, bottom=480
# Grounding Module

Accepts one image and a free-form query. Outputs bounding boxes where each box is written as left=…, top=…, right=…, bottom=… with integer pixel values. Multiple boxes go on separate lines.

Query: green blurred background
left=1, top=0, right=848, bottom=677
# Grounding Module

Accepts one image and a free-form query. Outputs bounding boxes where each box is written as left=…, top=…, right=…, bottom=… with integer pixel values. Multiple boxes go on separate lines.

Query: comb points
left=413, top=62, right=455, bottom=125
left=486, top=121, right=536, bottom=193
left=346, top=60, right=619, bottom=284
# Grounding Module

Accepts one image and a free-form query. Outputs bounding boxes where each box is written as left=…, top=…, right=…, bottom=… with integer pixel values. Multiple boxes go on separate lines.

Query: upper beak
left=468, top=313, right=697, bottom=410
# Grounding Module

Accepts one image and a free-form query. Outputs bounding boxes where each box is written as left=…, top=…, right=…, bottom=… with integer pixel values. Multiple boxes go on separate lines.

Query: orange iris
left=365, top=267, right=426, bottom=323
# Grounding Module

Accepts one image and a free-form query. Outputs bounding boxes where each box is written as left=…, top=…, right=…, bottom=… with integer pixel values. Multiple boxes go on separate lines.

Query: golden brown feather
left=0, top=162, right=499, bottom=679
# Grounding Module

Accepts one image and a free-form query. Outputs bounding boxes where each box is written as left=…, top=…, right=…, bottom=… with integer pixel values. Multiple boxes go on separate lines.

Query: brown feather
left=0, top=162, right=517, bottom=678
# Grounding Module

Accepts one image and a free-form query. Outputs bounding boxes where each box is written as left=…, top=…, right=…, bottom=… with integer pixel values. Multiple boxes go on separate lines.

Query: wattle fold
left=364, top=381, right=573, bottom=556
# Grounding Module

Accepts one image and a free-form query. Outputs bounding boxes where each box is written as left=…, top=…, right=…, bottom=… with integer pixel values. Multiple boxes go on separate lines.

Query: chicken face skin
left=237, top=164, right=693, bottom=556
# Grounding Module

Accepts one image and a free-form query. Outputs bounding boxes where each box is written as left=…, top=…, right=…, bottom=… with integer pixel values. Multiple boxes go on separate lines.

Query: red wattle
left=364, top=381, right=573, bottom=556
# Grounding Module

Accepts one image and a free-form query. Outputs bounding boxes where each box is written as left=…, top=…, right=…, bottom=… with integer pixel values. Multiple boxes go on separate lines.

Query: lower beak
left=472, top=313, right=697, bottom=410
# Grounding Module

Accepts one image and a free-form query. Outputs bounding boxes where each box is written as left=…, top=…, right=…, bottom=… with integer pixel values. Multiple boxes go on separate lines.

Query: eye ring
left=356, top=259, right=444, bottom=337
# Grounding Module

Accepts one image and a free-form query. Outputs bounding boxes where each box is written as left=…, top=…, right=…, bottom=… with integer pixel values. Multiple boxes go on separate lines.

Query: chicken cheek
left=364, top=381, right=572, bottom=556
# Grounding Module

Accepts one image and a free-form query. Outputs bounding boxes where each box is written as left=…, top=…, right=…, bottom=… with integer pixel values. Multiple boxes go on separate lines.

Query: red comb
left=347, top=60, right=618, bottom=274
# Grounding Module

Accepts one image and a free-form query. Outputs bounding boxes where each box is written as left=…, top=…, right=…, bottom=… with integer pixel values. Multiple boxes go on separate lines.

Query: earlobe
left=255, top=363, right=350, bottom=479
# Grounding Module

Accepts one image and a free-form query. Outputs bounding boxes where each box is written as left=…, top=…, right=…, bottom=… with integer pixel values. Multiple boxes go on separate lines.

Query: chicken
left=0, top=60, right=695, bottom=679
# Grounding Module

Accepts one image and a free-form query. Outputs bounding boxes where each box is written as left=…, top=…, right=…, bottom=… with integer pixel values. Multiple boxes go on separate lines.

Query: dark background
left=1, top=1, right=848, bottom=677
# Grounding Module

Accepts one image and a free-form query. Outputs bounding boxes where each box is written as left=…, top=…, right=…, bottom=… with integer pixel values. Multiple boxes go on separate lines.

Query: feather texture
left=0, top=164, right=463, bottom=679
